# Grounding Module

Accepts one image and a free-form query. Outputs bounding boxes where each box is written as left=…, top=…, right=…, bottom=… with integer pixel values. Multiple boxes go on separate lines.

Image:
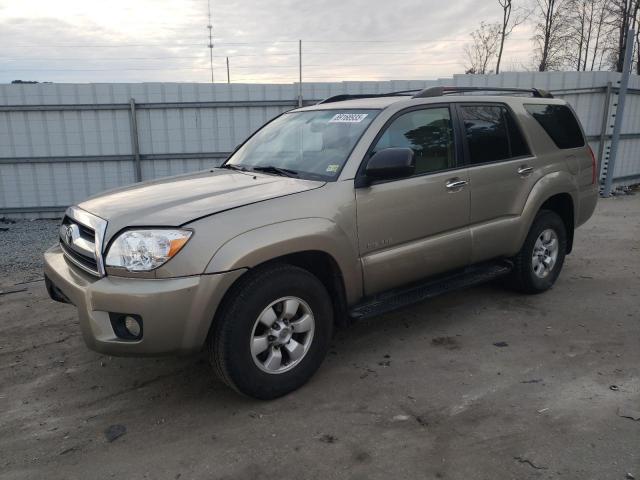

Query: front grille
left=59, top=207, right=107, bottom=277
left=75, top=221, right=95, bottom=241
left=60, top=240, right=99, bottom=273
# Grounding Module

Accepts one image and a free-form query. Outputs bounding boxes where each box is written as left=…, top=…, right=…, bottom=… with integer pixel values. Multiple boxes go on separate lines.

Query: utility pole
left=207, top=0, right=214, bottom=83
left=297, top=39, right=303, bottom=107
left=226, top=56, right=230, bottom=83
left=602, top=28, right=635, bottom=197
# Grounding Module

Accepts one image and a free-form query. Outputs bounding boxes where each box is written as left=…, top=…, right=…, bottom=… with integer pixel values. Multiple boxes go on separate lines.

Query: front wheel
left=509, top=210, right=567, bottom=294
left=209, top=263, right=333, bottom=399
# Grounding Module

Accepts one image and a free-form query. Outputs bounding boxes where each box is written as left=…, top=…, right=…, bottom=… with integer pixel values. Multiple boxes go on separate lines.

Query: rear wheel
left=510, top=210, right=567, bottom=294
left=209, top=263, right=333, bottom=399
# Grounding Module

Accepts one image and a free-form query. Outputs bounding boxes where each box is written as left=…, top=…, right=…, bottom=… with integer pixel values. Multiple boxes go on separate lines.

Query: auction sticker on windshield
left=329, top=113, right=369, bottom=123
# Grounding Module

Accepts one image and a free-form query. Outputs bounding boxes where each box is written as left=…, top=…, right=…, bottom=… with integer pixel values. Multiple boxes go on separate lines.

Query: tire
left=509, top=209, right=567, bottom=294
left=209, top=263, right=333, bottom=400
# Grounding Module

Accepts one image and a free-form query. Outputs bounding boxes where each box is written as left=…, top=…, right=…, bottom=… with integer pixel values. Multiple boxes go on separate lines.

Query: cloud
left=0, top=0, right=535, bottom=84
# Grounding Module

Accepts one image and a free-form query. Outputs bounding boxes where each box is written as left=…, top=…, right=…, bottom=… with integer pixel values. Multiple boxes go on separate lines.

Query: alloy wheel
left=250, top=296, right=315, bottom=374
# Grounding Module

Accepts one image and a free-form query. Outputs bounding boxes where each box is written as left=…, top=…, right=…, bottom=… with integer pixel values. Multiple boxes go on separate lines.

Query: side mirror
left=364, top=148, right=415, bottom=182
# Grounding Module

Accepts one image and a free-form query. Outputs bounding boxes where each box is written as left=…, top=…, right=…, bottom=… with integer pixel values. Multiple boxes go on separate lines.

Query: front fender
left=204, top=217, right=363, bottom=305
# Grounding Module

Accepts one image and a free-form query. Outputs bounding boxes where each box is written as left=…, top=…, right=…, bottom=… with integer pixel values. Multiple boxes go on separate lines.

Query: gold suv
left=44, top=87, right=598, bottom=399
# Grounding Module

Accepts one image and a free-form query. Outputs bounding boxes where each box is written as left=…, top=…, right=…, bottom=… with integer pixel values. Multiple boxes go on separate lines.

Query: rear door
left=455, top=103, right=537, bottom=263
left=355, top=105, right=471, bottom=296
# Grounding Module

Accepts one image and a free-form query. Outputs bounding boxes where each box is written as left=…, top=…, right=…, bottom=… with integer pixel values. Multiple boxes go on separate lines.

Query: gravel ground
left=0, top=218, right=60, bottom=285
left=0, top=196, right=639, bottom=480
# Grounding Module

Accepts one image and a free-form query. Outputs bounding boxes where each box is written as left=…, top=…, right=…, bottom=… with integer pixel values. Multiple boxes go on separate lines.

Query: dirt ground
left=1, top=195, right=639, bottom=480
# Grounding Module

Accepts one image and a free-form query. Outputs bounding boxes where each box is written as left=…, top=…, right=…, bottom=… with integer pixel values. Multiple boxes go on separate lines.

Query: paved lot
left=1, top=195, right=639, bottom=480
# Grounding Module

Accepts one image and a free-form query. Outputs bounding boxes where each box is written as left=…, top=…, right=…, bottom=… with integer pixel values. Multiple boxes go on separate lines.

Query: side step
left=349, top=260, right=513, bottom=320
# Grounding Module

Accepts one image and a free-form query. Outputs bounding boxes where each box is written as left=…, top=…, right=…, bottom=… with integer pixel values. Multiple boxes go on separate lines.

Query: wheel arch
left=514, top=171, right=578, bottom=255
left=538, top=193, right=575, bottom=253
left=208, top=250, right=351, bottom=341
left=204, top=218, right=362, bottom=324
left=263, top=250, right=350, bottom=326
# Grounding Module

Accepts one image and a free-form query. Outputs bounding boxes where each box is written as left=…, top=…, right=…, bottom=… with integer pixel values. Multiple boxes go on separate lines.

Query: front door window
left=371, top=107, right=455, bottom=175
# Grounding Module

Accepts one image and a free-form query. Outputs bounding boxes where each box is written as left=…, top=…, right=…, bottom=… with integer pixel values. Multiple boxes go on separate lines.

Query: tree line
left=464, top=0, right=640, bottom=74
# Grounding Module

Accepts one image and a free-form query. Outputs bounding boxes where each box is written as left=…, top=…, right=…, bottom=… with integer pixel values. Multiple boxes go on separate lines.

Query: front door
left=355, top=106, right=471, bottom=296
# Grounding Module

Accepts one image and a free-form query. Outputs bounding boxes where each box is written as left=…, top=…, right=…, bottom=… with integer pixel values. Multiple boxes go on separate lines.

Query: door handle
left=517, top=166, right=534, bottom=176
left=445, top=178, right=468, bottom=190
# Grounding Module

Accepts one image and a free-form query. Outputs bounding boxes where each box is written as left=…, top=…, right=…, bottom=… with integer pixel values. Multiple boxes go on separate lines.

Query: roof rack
left=316, top=86, right=554, bottom=105
left=412, top=86, right=554, bottom=99
left=317, top=89, right=421, bottom=105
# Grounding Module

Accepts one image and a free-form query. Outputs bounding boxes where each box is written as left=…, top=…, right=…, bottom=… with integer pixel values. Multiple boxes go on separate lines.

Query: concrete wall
left=0, top=72, right=637, bottom=217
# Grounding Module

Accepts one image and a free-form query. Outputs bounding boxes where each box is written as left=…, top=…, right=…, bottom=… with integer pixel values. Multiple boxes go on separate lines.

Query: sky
left=0, top=0, right=536, bottom=84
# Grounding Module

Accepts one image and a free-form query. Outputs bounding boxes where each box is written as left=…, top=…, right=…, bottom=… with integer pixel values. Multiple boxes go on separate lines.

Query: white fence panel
left=0, top=72, right=638, bottom=218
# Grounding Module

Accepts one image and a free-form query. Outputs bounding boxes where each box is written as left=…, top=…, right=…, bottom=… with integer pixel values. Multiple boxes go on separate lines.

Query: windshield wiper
left=219, top=163, right=247, bottom=171
left=252, top=165, right=299, bottom=177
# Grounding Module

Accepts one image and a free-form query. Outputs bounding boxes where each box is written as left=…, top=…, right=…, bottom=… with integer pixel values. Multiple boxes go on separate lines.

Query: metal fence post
left=129, top=98, right=142, bottom=182
left=297, top=39, right=303, bottom=107
left=596, top=82, right=613, bottom=182
left=602, top=28, right=635, bottom=197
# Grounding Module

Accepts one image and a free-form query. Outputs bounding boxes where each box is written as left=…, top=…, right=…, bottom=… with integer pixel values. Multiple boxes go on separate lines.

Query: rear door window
left=524, top=104, right=585, bottom=149
left=459, top=105, right=530, bottom=165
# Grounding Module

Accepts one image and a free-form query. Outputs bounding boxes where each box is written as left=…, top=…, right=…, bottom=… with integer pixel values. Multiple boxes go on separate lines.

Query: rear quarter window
left=524, top=104, right=585, bottom=149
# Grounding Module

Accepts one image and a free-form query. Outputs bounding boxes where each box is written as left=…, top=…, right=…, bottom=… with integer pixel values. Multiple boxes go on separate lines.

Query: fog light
left=124, top=316, right=141, bottom=338
left=109, top=313, right=143, bottom=340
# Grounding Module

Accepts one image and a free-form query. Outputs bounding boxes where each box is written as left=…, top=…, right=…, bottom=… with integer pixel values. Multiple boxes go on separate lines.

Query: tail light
left=588, top=146, right=597, bottom=185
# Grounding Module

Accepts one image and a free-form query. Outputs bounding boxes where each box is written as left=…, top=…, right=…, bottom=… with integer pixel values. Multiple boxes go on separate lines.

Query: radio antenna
left=207, top=0, right=214, bottom=83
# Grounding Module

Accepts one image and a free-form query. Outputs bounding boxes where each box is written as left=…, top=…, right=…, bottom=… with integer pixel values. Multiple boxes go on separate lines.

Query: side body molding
left=204, top=217, right=363, bottom=305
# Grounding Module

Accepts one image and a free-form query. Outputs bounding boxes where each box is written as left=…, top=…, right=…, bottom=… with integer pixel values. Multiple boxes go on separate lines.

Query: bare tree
left=565, top=0, right=610, bottom=71
left=589, top=0, right=611, bottom=70
left=606, top=0, right=639, bottom=72
left=533, top=0, right=572, bottom=71
left=574, top=0, right=590, bottom=70
left=637, top=26, right=640, bottom=73
left=465, top=0, right=633, bottom=73
left=464, top=22, right=502, bottom=74
left=496, top=0, right=530, bottom=74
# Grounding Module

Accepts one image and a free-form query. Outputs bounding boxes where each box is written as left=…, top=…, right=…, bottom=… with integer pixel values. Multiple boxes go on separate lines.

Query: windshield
left=225, top=109, right=379, bottom=180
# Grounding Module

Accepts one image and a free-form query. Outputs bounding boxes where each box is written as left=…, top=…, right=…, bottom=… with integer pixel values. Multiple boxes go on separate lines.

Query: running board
left=349, top=260, right=513, bottom=320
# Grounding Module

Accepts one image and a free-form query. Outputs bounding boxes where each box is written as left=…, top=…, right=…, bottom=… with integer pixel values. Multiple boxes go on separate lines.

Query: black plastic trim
left=44, top=275, right=72, bottom=305
left=109, top=313, right=144, bottom=341
left=412, top=86, right=554, bottom=99
left=317, top=90, right=420, bottom=104
left=350, top=260, right=513, bottom=319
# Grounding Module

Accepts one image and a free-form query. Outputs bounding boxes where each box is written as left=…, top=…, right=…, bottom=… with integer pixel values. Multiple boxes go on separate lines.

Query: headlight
left=105, top=229, right=192, bottom=272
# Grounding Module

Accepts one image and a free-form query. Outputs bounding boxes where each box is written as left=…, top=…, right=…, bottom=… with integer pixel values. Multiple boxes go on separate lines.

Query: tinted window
left=372, top=107, right=455, bottom=175
left=505, top=109, right=530, bottom=157
left=460, top=105, right=530, bottom=164
left=524, top=104, right=585, bottom=149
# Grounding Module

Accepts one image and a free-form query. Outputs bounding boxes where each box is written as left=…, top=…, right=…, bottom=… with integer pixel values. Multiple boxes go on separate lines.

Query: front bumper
left=43, top=245, right=245, bottom=356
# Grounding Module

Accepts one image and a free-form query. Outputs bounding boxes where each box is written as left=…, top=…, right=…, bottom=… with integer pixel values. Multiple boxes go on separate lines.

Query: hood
left=79, top=169, right=324, bottom=230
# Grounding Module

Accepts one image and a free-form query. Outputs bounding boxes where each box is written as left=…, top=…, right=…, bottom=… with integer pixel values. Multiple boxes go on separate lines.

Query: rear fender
left=509, top=171, right=578, bottom=255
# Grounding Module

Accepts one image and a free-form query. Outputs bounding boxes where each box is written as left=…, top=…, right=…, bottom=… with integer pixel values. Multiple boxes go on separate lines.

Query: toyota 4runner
left=44, top=86, right=598, bottom=399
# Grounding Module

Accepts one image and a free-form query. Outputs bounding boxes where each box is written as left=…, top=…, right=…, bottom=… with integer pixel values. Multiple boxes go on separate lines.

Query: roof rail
left=412, top=86, right=554, bottom=99
left=317, top=89, right=421, bottom=105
